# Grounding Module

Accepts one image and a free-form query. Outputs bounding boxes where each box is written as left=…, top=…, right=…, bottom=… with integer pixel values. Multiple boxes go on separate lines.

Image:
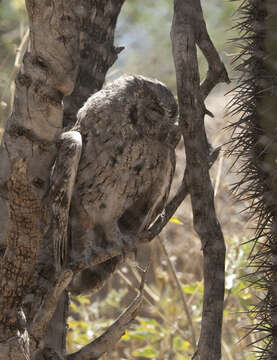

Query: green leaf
left=173, top=337, right=190, bottom=352
left=177, top=354, right=191, bottom=360
left=126, top=330, right=160, bottom=342
left=70, top=302, right=79, bottom=312
left=122, top=330, right=130, bottom=341
left=182, top=282, right=203, bottom=295
left=137, top=317, right=161, bottom=329
left=76, top=295, right=91, bottom=304
left=67, top=320, right=88, bottom=331
left=132, top=346, right=159, bottom=358
left=74, top=333, right=90, bottom=345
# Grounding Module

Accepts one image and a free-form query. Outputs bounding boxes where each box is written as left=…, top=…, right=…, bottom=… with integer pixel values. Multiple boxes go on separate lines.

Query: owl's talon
left=119, top=234, right=137, bottom=264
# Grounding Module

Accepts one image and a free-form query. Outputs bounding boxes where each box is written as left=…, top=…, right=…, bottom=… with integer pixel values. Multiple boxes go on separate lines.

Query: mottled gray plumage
left=54, top=75, right=178, bottom=268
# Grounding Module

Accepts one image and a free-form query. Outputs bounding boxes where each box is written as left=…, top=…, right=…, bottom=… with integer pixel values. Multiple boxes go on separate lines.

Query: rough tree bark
left=0, top=1, right=229, bottom=360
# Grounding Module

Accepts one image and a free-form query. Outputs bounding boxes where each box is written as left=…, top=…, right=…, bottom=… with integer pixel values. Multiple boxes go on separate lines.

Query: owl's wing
left=49, top=131, right=82, bottom=270
left=139, top=147, right=176, bottom=232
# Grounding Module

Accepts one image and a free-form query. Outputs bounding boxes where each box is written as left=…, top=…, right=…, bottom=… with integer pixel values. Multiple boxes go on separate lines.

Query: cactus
left=229, top=0, right=277, bottom=357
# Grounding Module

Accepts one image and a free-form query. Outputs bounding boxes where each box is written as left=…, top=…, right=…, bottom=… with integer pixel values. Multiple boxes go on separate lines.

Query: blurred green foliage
left=0, top=0, right=27, bottom=124
left=67, top=235, right=259, bottom=359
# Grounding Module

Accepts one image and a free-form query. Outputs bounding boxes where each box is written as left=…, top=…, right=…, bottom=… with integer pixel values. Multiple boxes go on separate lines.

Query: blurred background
left=0, top=1, right=259, bottom=359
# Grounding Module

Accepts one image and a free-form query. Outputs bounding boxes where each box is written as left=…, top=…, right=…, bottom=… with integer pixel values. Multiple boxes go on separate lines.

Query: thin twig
left=222, top=340, right=235, bottom=360
left=130, top=266, right=160, bottom=302
left=214, top=155, right=224, bottom=197
left=141, top=146, right=220, bottom=245
left=9, top=28, right=30, bottom=113
left=141, top=173, right=189, bottom=242
left=117, top=269, right=188, bottom=342
left=187, top=281, right=203, bottom=307
left=157, top=235, right=197, bottom=351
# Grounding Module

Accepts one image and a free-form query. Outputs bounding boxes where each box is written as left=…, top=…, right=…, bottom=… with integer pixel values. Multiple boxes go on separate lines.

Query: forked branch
left=171, top=0, right=229, bottom=359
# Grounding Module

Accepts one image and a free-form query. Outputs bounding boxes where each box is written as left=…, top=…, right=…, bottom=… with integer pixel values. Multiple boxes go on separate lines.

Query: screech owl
left=67, top=75, right=179, bottom=267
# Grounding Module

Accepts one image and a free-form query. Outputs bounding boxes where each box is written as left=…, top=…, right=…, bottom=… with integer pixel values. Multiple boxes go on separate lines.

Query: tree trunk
left=0, top=1, right=125, bottom=359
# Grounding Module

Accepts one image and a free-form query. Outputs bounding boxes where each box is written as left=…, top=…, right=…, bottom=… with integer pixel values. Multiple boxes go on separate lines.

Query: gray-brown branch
left=171, top=0, right=229, bottom=359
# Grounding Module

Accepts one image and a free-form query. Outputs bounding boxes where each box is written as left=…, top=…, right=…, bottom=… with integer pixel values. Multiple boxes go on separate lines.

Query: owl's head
left=127, top=75, right=178, bottom=141
left=104, top=75, right=178, bottom=142
left=136, top=75, right=177, bottom=120
left=77, top=75, right=179, bottom=145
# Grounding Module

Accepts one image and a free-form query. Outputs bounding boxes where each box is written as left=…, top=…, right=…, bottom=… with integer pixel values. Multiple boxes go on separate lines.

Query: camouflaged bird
left=51, top=75, right=179, bottom=269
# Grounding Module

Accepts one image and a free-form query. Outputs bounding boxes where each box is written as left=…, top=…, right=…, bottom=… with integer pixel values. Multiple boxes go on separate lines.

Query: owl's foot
left=120, top=233, right=137, bottom=263
left=68, top=226, right=138, bottom=272
left=104, top=232, right=137, bottom=263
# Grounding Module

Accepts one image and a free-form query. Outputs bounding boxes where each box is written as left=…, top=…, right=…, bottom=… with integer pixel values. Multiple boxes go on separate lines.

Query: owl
left=56, top=75, right=179, bottom=269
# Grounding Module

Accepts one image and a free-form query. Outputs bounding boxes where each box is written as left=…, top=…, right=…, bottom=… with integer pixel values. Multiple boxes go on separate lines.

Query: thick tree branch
left=0, top=0, right=80, bottom=352
left=178, top=0, right=230, bottom=100
left=29, top=270, right=73, bottom=350
left=171, top=0, right=228, bottom=359
left=0, top=157, right=47, bottom=345
left=158, top=235, right=197, bottom=350
left=63, top=0, right=125, bottom=128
